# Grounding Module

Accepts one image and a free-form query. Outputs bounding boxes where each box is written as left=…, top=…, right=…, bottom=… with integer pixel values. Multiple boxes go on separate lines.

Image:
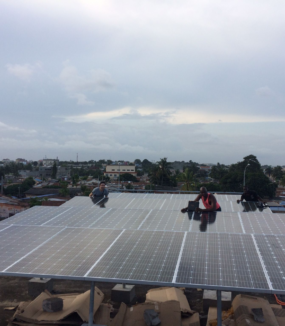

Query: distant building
left=199, top=166, right=212, bottom=172
left=0, top=195, right=28, bottom=218
left=15, top=158, right=28, bottom=164
left=43, top=159, right=59, bottom=167
left=2, top=159, right=12, bottom=165
left=104, top=165, right=137, bottom=180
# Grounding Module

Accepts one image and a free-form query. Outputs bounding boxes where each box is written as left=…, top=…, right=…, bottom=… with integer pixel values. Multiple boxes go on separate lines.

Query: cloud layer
left=1, top=0, right=285, bottom=164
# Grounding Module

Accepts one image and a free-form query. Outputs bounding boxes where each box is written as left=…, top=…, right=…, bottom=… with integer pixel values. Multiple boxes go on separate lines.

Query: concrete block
left=111, top=284, right=136, bottom=304
left=203, top=290, right=232, bottom=312
left=28, top=278, right=53, bottom=298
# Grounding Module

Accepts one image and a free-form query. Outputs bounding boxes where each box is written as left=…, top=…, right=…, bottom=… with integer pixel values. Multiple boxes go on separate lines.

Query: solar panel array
left=0, top=192, right=285, bottom=294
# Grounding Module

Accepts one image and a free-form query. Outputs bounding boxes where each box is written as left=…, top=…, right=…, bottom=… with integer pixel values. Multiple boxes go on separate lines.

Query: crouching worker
left=181, top=187, right=221, bottom=213
left=89, top=181, right=109, bottom=198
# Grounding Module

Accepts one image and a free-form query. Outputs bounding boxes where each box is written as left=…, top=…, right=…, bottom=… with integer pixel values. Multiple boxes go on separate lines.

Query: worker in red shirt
left=181, top=187, right=221, bottom=213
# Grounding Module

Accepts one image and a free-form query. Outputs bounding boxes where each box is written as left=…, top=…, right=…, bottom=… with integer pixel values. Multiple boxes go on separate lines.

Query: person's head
left=243, top=186, right=249, bottom=193
left=99, top=181, right=106, bottom=191
left=200, top=187, right=208, bottom=199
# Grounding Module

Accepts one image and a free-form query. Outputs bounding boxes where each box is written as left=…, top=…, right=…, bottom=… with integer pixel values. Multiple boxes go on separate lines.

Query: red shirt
left=201, top=193, right=220, bottom=210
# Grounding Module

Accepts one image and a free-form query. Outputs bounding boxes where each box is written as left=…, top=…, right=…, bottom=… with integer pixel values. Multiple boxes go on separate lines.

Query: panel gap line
left=172, top=232, right=187, bottom=283
left=0, top=225, right=13, bottom=233
left=170, top=194, right=173, bottom=199
left=117, top=193, right=122, bottom=197
left=237, top=212, right=245, bottom=234
left=188, top=212, right=194, bottom=232
left=84, top=229, right=126, bottom=277
left=230, top=201, right=234, bottom=212
left=125, top=198, right=135, bottom=209
left=143, top=193, right=148, bottom=198
left=3, top=227, right=67, bottom=272
left=159, top=199, right=166, bottom=210
left=88, top=208, right=113, bottom=228
left=226, top=195, right=228, bottom=201
left=251, top=234, right=273, bottom=290
left=137, top=210, right=153, bottom=230
left=41, top=207, right=73, bottom=225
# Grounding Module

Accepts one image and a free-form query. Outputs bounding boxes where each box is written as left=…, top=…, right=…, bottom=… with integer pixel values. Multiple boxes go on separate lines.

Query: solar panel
left=240, top=212, right=285, bottom=235
left=1, top=193, right=285, bottom=294
left=190, top=212, right=244, bottom=234
left=0, top=225, right=64, bottom=271
left=253, top=234, right=285, bottom=292
left=86, top=229, right=184, bottom=283
left=6, top=228, right=123, bottom=278
left=137, top=210, right=191, bottom=232
left=61, top=196, right=103, bottom=207
left=2, top=206, right=71, bottom=226
left=176, top=232, right=270, bottom=290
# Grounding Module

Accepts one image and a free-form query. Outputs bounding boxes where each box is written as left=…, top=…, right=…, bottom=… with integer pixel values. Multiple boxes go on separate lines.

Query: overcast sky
left=1, top=0, right=285, bottom=165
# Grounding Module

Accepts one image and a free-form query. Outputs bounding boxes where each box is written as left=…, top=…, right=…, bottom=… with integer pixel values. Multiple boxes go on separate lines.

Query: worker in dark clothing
left=237, top=186, right=264, bottom=204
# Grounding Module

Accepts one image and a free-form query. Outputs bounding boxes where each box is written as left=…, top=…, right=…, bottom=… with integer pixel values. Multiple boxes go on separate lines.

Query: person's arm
left=237, top=194, right=244, bottom=204
left=105, top=189, right=109, bottom=197
left=196, top=194, right=217, bottom=212
left=194, top=194, right=201, bottom=201
left=181, top=194, right=201, bottom=213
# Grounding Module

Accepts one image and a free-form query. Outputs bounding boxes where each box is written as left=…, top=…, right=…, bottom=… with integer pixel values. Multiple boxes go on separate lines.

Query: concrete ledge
left=28, top=278, right=53, bottom=299
left=111, top=284, right=136, bottom=304
left=203, top=290, right=232, bottom=312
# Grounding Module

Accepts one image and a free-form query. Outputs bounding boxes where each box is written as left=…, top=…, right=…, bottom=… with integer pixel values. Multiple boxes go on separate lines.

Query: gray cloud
left=1, top=0, right=285, bottom=164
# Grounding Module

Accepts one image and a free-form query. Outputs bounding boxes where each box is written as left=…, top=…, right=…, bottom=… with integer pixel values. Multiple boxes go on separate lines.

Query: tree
left=120, top=173, right=138, bottom=182
left=33, top=161, right=38, bottom=167
left=209, top=163, right=228, bottom=180
left=265, top=166, right=273, bottom=177
left=179, top=168, right=197, bottom=191
left=59, top=188, right=70, bottom=197
left=125, top=183, right=133, bottom=189
left=280, top=175, right=285, bottom=188
left=219, top=155, right=277, bottom=197
left=157, top=158, right=171, bottom=185
left=72, top=174, right=79, bottom=186
left=29, top=197, right=42, bottom=207
left=272, top=166, right=284, bottom=181
left=134, top=159, right=141, bottom=164
left=51, top=161, right=57, bottom=179
left=187, top=160, right=200, bottom=175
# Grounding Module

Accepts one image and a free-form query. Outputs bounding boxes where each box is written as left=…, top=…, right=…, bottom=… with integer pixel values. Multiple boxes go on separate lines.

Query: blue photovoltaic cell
left=6, top=228, right=122, bottom=277
left=0, top=225, right=64, bottom=271
left=2, top=206, right=70, bottom=226
left=176, top=232, right=269, bottom=290
left=87, top=229, right=184, bottom=283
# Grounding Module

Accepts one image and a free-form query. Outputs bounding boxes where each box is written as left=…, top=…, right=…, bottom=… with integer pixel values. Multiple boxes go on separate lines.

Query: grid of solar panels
left=1, top=193, right=285, bottom=293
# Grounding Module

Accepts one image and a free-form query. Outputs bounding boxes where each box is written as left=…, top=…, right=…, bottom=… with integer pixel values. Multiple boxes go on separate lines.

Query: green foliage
left=33, top=161, right=38, bottom=167
left=149, top=158, right=176, bottom=187
left=145, top=184, right=155, bottom=190
left=51, top=161, right=57, bottom=179
left=125, top=183, right=133, bottom=189
left=4, top=177, right=35, bottom=196
left=29, top=197, right=42, bottom=207
left=142, top=159, right=154, bottom=173
left=134, top=159, right=142, bottom=164
left=136, top=170, right=144, bottom=176
left=81, top=185, right=87, bottom=192
left=265, top=166, right=273, bottom=177
left=219, top=155, right=277, bottom=198
left=59, top=187, right=70, bottom=197
left=272, top=166, right=284, bottom=181
left=186, top=160, right=200, bottom=175
left=280, top=175, right=285, bottom=187
left=72, top=174, right=79, bottom=186
left=120, top=173, right=138, bottom=182
left=209, top=163, right=228, bottom=180
left=178, top=168, right=197, bottom=191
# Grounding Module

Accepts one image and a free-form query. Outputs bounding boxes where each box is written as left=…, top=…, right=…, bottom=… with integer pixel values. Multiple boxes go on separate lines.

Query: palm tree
left=179, top=168, right=197, bottom=191
left=157, top=158, right=171, bottom=185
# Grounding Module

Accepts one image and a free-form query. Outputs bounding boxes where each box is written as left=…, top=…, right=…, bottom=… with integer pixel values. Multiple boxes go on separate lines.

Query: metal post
left=88, top=281, right=95, bottom=326
left=217, top=290, right=222, bottom=326
left=123, top=283, right=126, bottom=289
left=243, top=164, right=250, bottom=187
